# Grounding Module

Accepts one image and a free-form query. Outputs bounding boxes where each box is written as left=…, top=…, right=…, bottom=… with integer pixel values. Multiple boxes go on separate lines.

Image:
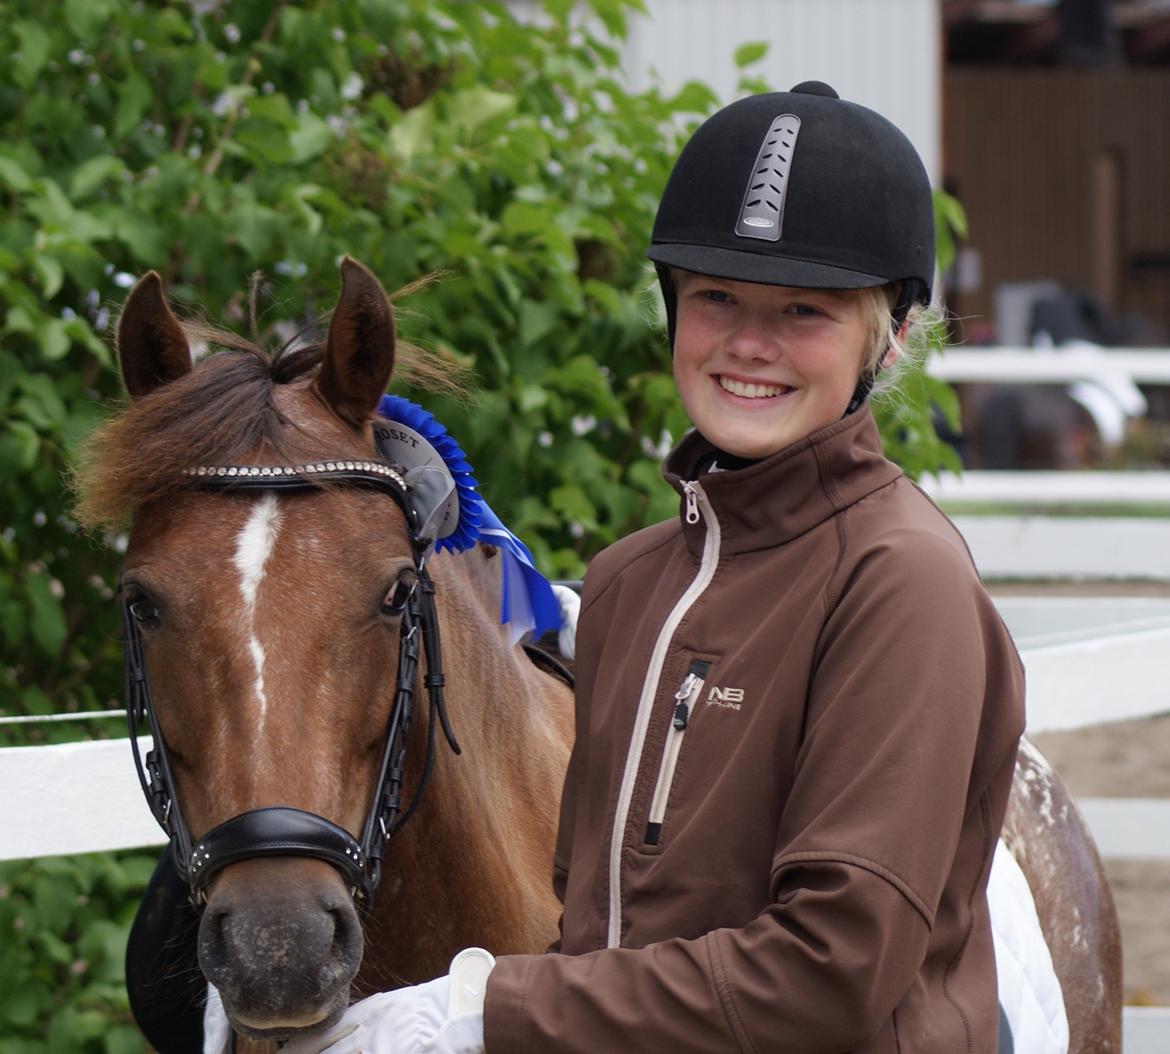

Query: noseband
left=123, top=459, right=460, bottom=907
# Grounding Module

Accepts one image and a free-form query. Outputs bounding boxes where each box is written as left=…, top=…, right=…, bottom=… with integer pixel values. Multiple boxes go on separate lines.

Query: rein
left=123, top=459, right=460, bottom=908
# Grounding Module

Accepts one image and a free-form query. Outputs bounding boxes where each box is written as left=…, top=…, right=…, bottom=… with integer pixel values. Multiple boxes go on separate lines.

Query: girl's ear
left=880, top=317, right=912, bottom=370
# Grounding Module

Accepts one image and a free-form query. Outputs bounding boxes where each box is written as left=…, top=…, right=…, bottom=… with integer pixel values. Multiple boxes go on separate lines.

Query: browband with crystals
left=183, top=460, right=406, bottom=485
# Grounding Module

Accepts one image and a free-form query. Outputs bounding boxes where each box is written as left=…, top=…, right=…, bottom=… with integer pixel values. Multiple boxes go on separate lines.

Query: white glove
left=551, top=583, right=580, bottom=660
left=281, top=948, right=495, bottom=1054
left=203, top=985, right=231, bottom=1054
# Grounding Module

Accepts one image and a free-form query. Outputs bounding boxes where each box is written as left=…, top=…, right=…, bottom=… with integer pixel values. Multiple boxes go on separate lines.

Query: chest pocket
left=644, top=658, right=710, bottom=846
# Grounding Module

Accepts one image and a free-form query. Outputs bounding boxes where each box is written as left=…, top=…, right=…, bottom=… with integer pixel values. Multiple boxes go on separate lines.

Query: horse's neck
left=357, top=547, right=573, bottom=989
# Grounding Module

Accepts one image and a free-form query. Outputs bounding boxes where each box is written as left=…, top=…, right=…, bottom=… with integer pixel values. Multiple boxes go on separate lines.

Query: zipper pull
left=672, top=700, right=690, bottom=730
left=683, top=482, right=700, bottom=525
left=675, top=672, right=698, bottom=700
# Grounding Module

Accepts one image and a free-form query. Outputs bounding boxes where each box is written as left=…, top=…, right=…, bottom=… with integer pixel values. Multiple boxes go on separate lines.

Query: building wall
left=508, top=0, right=942, bottom=180
left=624, top=0, right=942, bottom=180
left=945, top=69, right=1170, bottom=339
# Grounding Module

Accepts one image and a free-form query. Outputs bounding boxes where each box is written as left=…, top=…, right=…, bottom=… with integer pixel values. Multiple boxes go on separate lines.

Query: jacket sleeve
left=543, top=558, right=612, bottom=956
left=484, top=530, right=1024, bottom=1054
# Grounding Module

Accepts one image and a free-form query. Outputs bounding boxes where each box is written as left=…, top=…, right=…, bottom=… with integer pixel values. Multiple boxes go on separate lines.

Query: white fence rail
left=2, top=734, right=1167, bottom=865
left=950, top=516, right=1170, bottom=582
left=3, top=596, right=1167, bottom=1049
left=921, top=471, right=1170, bottom=507
left=926, top=347, right=1170, bottom=386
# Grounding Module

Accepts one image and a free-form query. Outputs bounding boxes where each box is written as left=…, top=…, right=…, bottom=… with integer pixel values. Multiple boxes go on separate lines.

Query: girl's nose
left=727, top=313, right=782, bottom=362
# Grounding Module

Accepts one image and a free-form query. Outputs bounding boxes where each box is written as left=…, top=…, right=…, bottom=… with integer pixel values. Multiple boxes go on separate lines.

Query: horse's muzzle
left=197, top=860, right=362, bottom=1035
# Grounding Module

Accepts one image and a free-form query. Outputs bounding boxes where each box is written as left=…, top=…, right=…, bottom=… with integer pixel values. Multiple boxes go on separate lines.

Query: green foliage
left=0, top=849, right=159, bottom=1052
left=0, top=0, right=960, bottom=1044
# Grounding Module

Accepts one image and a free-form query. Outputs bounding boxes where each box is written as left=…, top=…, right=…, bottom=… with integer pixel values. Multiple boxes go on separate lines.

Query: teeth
left=718, top=376, right=788, bottom=399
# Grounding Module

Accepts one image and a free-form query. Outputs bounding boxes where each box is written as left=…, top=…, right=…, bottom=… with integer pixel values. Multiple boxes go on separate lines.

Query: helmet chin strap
left=656, top=263, right=679, bottom=350
left=843, top=373, right=875, bottom=418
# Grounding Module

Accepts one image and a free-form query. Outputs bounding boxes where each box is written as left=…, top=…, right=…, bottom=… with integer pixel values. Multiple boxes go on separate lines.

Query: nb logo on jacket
left=706, top=686, right=744, bottom=710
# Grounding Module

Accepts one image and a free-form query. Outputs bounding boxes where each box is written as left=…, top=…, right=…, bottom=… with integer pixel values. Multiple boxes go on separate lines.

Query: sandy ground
left=1029, top=714, right=1170, bottom=1007
left=990, top=582, right=1170, bottom=1006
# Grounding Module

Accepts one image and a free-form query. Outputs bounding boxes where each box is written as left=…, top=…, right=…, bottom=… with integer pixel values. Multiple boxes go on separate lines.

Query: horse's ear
left=315, top=257, right=395, bottom=428
left=117, top=272, right=193, bottom=399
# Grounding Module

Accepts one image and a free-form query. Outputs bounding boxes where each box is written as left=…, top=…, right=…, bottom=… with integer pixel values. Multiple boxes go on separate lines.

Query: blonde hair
left=857, top=283, right=936, bottom=401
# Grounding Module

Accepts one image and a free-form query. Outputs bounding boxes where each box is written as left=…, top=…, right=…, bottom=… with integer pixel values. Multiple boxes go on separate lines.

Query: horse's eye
left=128, top=594, right=160, bottom=625
left=381, top=577, right=416, bottom=618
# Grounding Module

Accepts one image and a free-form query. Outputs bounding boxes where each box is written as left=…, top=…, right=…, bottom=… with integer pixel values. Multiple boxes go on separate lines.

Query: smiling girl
left=278, top=83, right=1028, bottom=1054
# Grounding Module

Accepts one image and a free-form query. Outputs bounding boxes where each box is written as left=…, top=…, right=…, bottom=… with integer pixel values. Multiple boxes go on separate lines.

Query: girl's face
left=672, top=271, right=870, bottom=460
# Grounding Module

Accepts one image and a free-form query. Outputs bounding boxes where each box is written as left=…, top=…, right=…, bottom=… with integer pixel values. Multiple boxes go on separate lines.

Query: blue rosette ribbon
left=377, top=395, right=562, bottom=644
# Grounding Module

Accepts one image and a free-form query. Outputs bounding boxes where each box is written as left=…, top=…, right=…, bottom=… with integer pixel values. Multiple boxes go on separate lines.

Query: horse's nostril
left=327, top=903, right=363, bottom=966
left=197, top=904, right=234, bottom=988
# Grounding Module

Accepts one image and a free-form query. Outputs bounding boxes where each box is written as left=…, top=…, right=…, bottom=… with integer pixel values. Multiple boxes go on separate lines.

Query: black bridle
left=123, top=458, right=461, bottom=908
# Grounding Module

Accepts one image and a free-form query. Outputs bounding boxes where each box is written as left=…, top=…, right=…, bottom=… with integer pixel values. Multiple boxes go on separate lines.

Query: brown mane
left=74, top=313, right=463, bottom=531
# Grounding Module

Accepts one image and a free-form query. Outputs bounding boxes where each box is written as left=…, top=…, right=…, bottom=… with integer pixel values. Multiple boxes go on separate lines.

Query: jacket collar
left=663, top=406, right=903, bottom=556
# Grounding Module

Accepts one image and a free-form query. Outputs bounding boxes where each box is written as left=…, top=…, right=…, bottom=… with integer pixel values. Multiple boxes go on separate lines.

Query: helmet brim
left=647, top=243, right=889, bottom=291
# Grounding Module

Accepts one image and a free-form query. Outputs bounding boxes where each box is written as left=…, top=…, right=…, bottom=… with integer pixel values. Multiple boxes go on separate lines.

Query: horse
left=1001, top=738, right=1123, bottom=1052
left=77, top=258, right=574, bottom=1050
left=76, top=259, right=1120, bottom=1052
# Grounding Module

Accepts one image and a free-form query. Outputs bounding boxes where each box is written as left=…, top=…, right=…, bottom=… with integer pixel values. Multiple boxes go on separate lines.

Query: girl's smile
left=672, top=272, right=871, bottom=459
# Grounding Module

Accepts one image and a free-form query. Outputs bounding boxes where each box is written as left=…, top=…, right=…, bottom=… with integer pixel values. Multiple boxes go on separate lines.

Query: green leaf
left=449, top=87, right=516, bottom=139
left=17, top=374, right=69, bottom=429
left=933, top=189, right=968, bottom=273
left=542, top=0, right=574, bottom=23
left=1, top=987, right=38, bottom=1027
left=518, top=299, right=559, bottom=349
left=113, top=73, right=153, bottom=139
left=388, top=102, right=437, bottom=161
left=12, top=21, right=51, bottom=90
left=501, top=200, right=553, bottom=236
left=25, top=570, right=67, bottom=656
left=20, top=686, right=54, bottom=716
left=27, top=178, right=76, bottom=230
left=235, top=117, right=294, bottom=164
left=670, top=80, right=720, bottom=114
left=103, top=1026, right=145, bottom=1054
left=549, top=483, right=598, bottom=527
left=68, top=156, right=128, bottom=201
left=33, top=255, right=64, bottom=299
left=225, top=203, right=279, bottom=259
left=64, top=0, right=118, bottom=37
left=64, top=318, right=112, bottom=368
left=733, top=41, right=769, bottom=68
left=246, top=93, right=298, bottom=128
left=0, top=156, right=33, bottom=193
left=40, top=318, right=71, bottom=361
left=0, top=420, right=39, bottom=474
left=289, top=113, right=334, bottom=164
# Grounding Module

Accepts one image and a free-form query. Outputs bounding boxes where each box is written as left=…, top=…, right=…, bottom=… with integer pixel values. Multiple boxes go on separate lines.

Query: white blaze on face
left=232, top=493, right=282, bottom=727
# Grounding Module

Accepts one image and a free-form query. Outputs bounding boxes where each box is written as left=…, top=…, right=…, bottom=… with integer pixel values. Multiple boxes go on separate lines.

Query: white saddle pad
left=989, top=839, right=1069, bottom=1054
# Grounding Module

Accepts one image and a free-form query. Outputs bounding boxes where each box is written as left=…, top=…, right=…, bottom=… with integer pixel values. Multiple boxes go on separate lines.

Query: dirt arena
left=991, top=582, right=1170, bottom=1006
left=1030, top=713, right=1170, bottom=1007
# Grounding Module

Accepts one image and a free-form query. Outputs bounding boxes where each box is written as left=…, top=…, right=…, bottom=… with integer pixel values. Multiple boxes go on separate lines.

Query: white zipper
left=644, top=662, right=708, bottom=846
left=606, top=479, right=720, bottom=948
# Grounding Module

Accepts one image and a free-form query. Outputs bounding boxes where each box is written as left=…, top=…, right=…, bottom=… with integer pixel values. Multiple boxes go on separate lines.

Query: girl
left=278, top=81, right=1026, bottom=1054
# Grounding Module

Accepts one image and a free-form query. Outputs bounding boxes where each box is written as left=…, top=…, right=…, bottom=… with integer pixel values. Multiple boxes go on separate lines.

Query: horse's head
left=107, top=259, right=417, bottom=1039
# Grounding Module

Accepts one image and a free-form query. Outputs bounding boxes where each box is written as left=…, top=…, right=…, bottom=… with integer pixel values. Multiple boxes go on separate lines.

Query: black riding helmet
left=648, top=82, right=935, bottom=366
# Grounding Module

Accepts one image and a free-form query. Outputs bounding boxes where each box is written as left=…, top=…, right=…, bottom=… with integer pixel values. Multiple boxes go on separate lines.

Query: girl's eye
left=703, top=289, right=733, bottom=304
left=788, top=303, right=820, bottom=317
left=381, top=576, right=416, bottom=617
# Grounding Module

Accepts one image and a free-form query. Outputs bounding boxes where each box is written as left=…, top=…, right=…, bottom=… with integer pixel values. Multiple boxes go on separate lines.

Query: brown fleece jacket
left=485, top=407, right=1024, bottom=1053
